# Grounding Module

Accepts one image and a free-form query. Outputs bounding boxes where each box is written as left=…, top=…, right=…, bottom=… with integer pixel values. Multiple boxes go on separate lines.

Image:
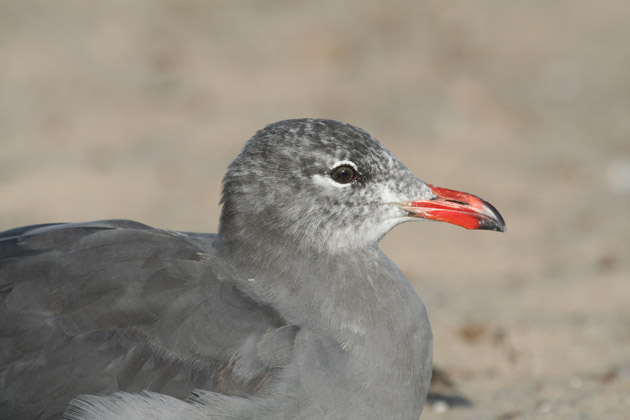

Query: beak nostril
left=445, top=199, right=468, bottom=206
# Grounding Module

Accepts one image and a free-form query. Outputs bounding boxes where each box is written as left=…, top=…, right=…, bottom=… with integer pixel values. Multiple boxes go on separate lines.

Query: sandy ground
left=1, top=1, right=629, bottom=419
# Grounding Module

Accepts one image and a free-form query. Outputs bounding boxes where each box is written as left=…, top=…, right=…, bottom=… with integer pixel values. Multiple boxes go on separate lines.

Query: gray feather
left=1, top=221, right=293, bottom=420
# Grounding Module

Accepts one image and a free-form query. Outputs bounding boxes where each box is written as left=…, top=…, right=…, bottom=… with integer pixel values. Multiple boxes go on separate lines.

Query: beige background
left=1, top=1, right=629, bottom=419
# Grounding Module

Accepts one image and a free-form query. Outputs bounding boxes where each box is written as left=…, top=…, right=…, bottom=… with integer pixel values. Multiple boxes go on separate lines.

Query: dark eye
left=330, top=165, right=358, bottom=184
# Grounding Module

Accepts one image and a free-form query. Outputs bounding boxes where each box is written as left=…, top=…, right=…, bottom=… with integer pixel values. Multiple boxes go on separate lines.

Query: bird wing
left=0, top=220, right=296, bottom=420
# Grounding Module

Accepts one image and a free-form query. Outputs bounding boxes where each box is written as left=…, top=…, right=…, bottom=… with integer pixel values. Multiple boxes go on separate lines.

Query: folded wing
left=0, top=220, right=295, bottom=420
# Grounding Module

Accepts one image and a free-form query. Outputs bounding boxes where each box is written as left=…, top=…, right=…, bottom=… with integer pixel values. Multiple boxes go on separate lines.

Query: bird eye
left=330, top=165, right=358, bottom=184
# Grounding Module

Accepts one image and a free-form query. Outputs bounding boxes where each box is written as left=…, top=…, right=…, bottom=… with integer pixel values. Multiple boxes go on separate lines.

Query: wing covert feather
left=0, top=220, right=297, bottom=420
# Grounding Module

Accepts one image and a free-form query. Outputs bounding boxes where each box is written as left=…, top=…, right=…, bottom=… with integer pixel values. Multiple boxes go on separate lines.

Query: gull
left=0, top=118, right=505, bottom=420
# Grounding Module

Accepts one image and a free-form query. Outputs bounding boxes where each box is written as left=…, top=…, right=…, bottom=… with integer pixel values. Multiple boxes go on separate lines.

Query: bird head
left=220, top=119, right=504, bottom=255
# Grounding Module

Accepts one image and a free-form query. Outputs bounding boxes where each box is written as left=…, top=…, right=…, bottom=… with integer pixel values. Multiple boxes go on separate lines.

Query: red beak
left=399, top=184, right=506, bottom=232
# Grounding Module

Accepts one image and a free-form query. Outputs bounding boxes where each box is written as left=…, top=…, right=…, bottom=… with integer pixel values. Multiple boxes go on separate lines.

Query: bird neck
left=215, top=234, right=432, bottom=414
left=216, top=235, right=425, bottom=337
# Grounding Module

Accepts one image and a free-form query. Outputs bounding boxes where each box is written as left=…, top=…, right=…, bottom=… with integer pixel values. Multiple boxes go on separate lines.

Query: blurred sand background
left=1, top=1, right=629, bottom=419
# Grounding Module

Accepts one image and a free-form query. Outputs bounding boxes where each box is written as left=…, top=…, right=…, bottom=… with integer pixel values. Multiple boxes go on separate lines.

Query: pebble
left=607, top=158, right=630, bottom=194
left=432, top=400, right=450, bottom=414
left=538, top=401, right=552, bottom=414
left=569, top=376, right=583, bottom=389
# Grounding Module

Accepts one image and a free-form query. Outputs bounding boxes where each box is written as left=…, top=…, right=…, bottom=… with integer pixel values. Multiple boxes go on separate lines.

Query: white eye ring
left=331, top=160, right=358, bottom=172
left=311, top=160, right=359, bottom=189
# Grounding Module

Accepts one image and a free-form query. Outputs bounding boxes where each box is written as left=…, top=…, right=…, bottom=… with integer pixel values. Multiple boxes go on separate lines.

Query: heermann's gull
left=0, top=119, right=505, bottom=420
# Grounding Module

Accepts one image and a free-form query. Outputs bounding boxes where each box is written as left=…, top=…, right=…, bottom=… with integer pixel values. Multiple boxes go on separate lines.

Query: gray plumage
left=1, top=119, right=502, bottom=420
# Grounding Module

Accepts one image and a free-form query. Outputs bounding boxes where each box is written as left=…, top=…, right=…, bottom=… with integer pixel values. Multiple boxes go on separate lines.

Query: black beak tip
left=480, top=200, right=506, bottom=232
